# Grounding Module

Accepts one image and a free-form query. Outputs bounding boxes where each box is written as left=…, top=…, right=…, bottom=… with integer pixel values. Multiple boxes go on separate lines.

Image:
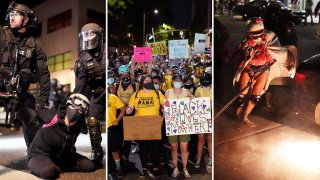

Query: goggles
left=9, top=11, right=23, bottom=18
left=249, top=29, right=264, bottom=40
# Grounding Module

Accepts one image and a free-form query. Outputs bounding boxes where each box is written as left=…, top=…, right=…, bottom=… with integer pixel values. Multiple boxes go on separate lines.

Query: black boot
left=87, top=117, right=104, bottom=164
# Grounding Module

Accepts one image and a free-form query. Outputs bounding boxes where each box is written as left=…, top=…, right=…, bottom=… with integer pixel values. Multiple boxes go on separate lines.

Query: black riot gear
left=5, top=1, right=38, bottom=29
left=79, top=23, right=104, bottom=51
left=74, top=23, right=106, bottom=164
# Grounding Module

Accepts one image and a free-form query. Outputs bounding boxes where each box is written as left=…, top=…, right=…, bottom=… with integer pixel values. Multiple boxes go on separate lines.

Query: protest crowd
left=107, top=38, right=213, bottom=178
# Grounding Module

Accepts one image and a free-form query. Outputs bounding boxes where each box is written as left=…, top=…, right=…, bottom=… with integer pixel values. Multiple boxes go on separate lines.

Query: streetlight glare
left=154, top=9, right=158, bottom=14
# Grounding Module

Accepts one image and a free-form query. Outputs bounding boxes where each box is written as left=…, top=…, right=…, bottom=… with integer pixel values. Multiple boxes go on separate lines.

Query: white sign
left=194, top=33, right=208, bottom=54
left=168, top=39, right=189, bottom=59
left=164, top=97, right=212, bottom=136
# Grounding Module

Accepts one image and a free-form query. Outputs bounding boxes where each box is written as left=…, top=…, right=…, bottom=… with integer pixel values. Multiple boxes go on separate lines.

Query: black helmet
left=6, top=1, right=38, bottom=27
left=79, top=23, right=104, bottom=51
left=135, top=68, right=143, bottom=76
left=200, top=72, right=212, bottom=86
left=108, top=70, right=115, bottom=78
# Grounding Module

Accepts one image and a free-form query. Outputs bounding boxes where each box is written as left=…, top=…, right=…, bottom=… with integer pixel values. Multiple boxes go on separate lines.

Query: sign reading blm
left=164, top=97, right=212, bottom=136
left=168, top=39, right=189, bottom=59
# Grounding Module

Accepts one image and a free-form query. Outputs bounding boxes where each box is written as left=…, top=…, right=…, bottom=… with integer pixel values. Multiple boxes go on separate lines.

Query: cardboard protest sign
left=194, top=33, right=208, bottom=54
left=123, top=116, right=162, bottom=140
left=164, top=97, right=212, bottom=136
left=134, top=47, right=152, bottom=62
left=148, top=41, right=167, bottom=56
left=168, top=39, right=189, bottom=59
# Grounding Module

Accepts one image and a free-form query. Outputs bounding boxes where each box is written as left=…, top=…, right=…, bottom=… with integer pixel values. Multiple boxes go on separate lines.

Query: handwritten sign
left=134, top=47, right=152, bottom=62
left=168, top=39, right=189, bottom=59
left=164, top=97, right=212, bottom=136
left=148, top=41, right=167, bottom=56
left=194, top=33, right=208, bottom=54
left=123, top=116, right=162, bottom=140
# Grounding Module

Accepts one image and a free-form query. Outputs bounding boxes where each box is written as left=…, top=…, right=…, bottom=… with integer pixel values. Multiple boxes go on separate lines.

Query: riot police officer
left=74, top=23, right=105, bottom=163
left=28, top=93, right=96, bottom=179
left=0, top=1, right=50, bottom=148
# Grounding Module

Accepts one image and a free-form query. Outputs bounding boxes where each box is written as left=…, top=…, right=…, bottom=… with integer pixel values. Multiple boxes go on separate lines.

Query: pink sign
left=134, top=47, right=152, bottom=62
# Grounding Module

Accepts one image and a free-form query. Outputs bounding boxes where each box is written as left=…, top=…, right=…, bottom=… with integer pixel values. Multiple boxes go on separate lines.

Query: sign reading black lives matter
left=164, top=97, right=212, bottom=136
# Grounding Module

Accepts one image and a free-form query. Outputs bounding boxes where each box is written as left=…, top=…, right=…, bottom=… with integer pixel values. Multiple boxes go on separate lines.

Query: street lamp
left=143, top=9, right=158, bottom=45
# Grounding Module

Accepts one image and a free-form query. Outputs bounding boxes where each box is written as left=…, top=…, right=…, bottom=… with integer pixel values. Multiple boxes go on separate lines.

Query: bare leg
left=171, top=143, right=179, bottom=168
left=180, top=142, right=189, bottom=169
left=242, top=71, right=269, bottom=127
left=207, top=133, right=212, bottom=159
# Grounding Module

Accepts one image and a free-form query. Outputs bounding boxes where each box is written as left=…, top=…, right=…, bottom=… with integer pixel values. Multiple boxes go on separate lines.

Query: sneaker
left=194, top=156, right=201, bottom=168
left=171, top=168, right=179, bottom=178
left=207, top=158, right=212, bottom=167
left=153, top=168, right=160, bottom=178
left=183, top=168, right=191, bottom=178
left=140, top=168, right=147, bottom=178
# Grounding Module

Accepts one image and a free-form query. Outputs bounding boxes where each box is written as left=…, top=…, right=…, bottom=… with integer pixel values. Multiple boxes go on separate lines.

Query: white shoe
left=207, top=158, right=212, bottom=168
left=183, top=168, right=191, bottom=178
left=171, top=168, right=179, bottom=178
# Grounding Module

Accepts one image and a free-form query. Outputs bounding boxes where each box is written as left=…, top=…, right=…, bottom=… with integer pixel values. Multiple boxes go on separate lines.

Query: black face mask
left=122, top=76, right=131, bottom=84
left=143, top=82, right=154, bottom=90
left=184, top=84, right=194, bottom=89
left=66, top=106, right=83, bottom=123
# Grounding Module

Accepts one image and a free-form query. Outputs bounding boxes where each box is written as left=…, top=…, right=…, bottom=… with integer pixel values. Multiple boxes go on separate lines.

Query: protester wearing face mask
left=194, top=72, right=212, bottom=170
left=152, top=75, right=164, bottom=94
left=183, top=75, right=195, bottom=94
left=107, top=70, right=116, bottom=94
left=165, top=74, right=193, bottom=178
left=126, top=75, right=165, bottom=178
left=28, top=94, right=96, bottom=179
left=115, top=64, right=139, bottom=169
left=163, top=68, right=173, bottom=91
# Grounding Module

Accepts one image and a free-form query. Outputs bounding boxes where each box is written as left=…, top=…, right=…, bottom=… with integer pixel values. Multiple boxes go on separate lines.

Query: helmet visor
left=79, top=30, right=98, bottom=51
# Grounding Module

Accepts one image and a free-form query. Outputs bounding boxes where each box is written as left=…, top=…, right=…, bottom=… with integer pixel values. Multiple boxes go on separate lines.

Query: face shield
left=79, top=29, right=101, bottom=51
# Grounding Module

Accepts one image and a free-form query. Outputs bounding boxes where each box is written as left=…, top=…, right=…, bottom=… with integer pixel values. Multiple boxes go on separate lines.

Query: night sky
left=170, top=0, right=193, bottom=29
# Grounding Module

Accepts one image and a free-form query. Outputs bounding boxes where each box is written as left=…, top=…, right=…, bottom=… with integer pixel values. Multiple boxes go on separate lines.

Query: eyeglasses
left=9, top=11, right=23, bottom=18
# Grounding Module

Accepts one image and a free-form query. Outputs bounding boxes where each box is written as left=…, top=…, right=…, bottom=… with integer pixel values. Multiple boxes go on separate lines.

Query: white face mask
left=154, top=84, right=160, bottom=90
left=107, top=78, right=114, bottom=85
left=173, top=81, right=182, bottom=89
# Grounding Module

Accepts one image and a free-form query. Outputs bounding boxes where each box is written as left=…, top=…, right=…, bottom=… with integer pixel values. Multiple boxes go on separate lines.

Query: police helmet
left=6, top=1, right=38, bottom=26
left=79, top=23, right=104, bottom=51
left=200, top=72, right=212, bottom=86
left=66, top=93, right=90, bottom=114
left=118, top=65, right=130, bottom=75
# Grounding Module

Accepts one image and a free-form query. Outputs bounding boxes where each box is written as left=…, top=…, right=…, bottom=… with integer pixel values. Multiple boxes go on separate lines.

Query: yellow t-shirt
left=108, top=94, right=125, bottom=128
left=116, top=81, right=136, bottom=105
left=194, top=85, right=212, bottom=101
left=128, top=90, right=165, bottom=116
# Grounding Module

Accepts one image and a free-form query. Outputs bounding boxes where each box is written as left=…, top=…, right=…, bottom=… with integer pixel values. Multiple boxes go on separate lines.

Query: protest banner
left=123, top=116, right=162, bottom=140
left=194, top=33, right=208, bottom=54
left=148, top=41, right=167, bottom=56
left=164, top=97, right=212, bottom=136
left=134, top=47, right=152, bottom=62
left=168, top=39, right=189, bottom=59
